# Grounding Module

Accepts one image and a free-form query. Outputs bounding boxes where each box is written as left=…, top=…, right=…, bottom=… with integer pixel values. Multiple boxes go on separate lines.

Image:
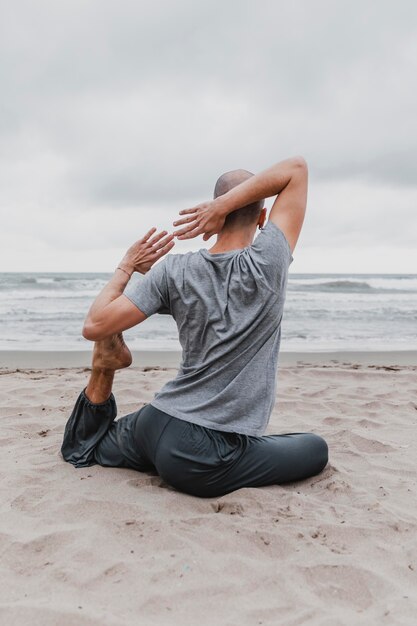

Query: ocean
left=1, top=272, right=416, bottom=352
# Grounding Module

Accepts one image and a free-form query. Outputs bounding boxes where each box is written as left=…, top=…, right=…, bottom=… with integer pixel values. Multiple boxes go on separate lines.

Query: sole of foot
left=92, top=333, right=132, bottom=371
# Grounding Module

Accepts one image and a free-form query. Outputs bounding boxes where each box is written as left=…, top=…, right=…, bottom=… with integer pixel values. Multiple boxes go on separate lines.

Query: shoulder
left=250, top=221, right=294, bottom=265
left=256, top=220, right=292, bottom=251
left=165, top=250, right=202, bottom=270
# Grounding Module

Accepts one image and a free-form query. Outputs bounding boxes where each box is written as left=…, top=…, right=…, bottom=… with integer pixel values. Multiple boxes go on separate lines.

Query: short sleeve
left=249, top=221, right=293, bottom=284
left=123, top=260, right=170, bottom=317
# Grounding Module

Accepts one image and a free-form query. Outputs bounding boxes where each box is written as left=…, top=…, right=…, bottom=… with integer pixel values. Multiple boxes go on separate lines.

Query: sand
left=0, top=352, right=416, bottom=625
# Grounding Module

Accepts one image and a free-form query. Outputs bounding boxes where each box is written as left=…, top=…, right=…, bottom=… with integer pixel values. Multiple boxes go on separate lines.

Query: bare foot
left=92, top=333, right=132, bottom=371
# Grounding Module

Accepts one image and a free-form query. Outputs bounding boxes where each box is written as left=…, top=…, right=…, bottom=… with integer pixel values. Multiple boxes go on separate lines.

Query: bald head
left=214, top=169, right=254, bottom=197
left=214, top=169, right=264, bottom=229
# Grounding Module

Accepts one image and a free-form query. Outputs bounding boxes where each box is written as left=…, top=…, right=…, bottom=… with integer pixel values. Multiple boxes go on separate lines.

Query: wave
left=288, top=278, right=417, bottom=294
left=0, top=278, right=108, bottom=292
left=0, top=272, right=110, bottom=286
left=20, top=277, right=38, bottom=284
left=2, top=273, right=417, bottom=297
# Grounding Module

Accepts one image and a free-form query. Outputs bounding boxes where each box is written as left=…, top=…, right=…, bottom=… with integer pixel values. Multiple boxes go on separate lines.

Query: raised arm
left=82, top=228, right=174, bottom=341
left=173, top=156, right=308, bottom=253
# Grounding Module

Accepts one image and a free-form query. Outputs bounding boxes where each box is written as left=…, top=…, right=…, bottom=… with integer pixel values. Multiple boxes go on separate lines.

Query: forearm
left=216, top=156, right=305, bottom=215
left=84, top=227, right=175, bottom=328
left=84, top=269, right=130, bottom=328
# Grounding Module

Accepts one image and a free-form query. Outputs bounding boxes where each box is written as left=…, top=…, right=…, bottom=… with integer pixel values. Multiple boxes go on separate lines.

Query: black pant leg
left=208, top=432, right=329, bottom=496
left=61, top=389, right=118, bottom=468
left=62, top=396, right=175, bottom=472
left=95, top=407, right=157, bottom=471
left=154, top=423, right=329, bottom=498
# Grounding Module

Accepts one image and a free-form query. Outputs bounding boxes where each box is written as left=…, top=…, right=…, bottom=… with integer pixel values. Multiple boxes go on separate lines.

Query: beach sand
left=0, top=352, right=416, bottom=625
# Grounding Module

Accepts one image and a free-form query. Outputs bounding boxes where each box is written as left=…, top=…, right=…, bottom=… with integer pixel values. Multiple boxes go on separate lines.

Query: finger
left=177, top=225, right=204, bottom=240
left=152, top=233, right=175, bottom=250
left=154, top=240, right=175, bottom=257
left=140, top=227, right=157, bottom=243
left=173, top=215, right=197, bottom=227
left=173, top=222, right=199, bottom=237
left=178, top=208, right=199, bottom=216
left=148, top=230, right=168, bottom=246
left=173, top=217, right=202, bottom=235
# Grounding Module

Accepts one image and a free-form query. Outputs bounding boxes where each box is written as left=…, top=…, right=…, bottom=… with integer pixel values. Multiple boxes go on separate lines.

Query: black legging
left=61, top=390, right=329, bottom=498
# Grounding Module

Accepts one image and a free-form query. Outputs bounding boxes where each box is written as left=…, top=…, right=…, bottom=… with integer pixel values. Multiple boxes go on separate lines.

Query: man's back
left=125, top=220, right=293, bottom=436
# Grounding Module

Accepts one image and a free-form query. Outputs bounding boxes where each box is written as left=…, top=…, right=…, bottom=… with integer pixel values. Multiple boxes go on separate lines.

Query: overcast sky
left=1, top=0, right=416, bottom=273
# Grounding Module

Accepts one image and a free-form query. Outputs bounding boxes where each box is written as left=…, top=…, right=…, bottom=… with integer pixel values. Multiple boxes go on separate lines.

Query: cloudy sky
left=1, top=0, right=416, bottom=273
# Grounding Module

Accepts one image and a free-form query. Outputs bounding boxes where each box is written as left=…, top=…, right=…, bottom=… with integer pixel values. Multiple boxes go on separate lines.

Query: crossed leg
left=62, top=336, right=329, bottom=496
left=85, top=333, right=132, bottom=403
left=61, top=334, right=135, bottom=468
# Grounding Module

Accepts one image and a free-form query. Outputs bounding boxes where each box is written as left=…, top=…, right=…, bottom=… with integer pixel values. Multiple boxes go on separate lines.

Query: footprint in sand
left=300, top=563, right=388, bottom=611
left=211, top=500, right=245, bottom=516
left=357, top=417, right=384, bottom=429
left=349, top=432, right=396, bottom=453
left=323, top=416, right=344, bottom=425
left=126, top=475, right=162, bottom=489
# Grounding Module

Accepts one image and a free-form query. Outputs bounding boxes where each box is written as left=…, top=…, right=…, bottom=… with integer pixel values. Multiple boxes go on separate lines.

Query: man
left=61, top=156, right=328, bottom=498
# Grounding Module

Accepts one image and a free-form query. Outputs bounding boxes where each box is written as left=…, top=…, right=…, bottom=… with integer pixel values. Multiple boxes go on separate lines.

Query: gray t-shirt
left=124, top=220, right=293, bottom=436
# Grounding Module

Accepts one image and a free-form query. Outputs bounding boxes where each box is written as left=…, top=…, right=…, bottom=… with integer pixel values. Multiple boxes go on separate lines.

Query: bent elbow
left=292, top=155, right=308, bottom=172
left=82, top=322, right=101, bottom=342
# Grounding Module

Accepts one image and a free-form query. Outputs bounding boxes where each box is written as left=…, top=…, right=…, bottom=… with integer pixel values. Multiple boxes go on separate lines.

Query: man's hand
left=173, top=157, right=307, bottom=252
left=118, top=227, right=175, bottom=275
left=83, top=227, right=175, bottom=342
left=172, top=200, right=227, bottom=241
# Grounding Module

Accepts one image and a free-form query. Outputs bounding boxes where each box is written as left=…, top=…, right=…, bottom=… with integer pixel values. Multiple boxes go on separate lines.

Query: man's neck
left=208, top=229, right=256, bottom=254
